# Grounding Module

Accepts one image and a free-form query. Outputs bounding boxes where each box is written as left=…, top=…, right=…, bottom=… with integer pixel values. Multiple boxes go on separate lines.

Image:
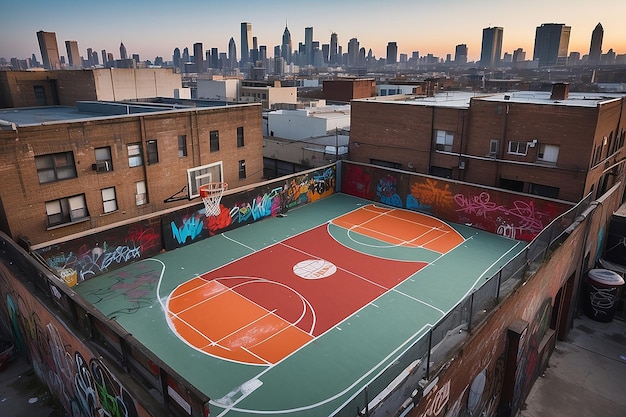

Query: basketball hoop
left=199, top=182, right=228, bottom=217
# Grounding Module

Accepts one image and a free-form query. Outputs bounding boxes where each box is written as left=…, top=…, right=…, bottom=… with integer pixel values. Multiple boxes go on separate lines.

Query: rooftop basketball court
left=74, top=192, right=525, bottom=416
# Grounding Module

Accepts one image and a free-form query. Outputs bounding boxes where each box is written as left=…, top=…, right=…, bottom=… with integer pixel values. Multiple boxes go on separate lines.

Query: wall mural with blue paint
left=163, top=166, right=336, bottom=250
left=342, top=162, right=571, bottom=242
left=34, top=166, right=335, bottom=283
left=34, top=219, right=163, bottom=287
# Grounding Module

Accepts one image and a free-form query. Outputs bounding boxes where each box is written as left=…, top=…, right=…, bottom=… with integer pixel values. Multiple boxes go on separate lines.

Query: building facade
left=349, top=86, right=626, bottom=202
left=533, top=23, right=571, bottom=67
left=0, top=68, right=187, bottom=108
left=37, top=30, right=61, bottom=70
left=480, top=27, right=503, bottom=68
left=0, top=101, right=263, bottom=245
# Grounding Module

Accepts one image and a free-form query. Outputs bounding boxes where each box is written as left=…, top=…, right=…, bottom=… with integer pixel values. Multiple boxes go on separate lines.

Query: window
left=489, top=140, right=499, bottom=157
left=35, top=151, right=77, bottom=184
left=33, top=85, right=47, bottom=106
left=210, top=130, right=220, bottom=152
left=430, top=166, right=453, bottom=179
left=101, top=187, right=118, bottom=213
left=529, top=183, right=560, bottom=199
left=238, top=159, right=247, bottom=179
left=128, top=143, right=143, bottom=167
left=537, top=144, right=559, bottom=164
left=94, top=146, right=112, bottom=172
left=435, top=130, right=453, bottom=152
left=370, top=159, right=401, bottom=169
left=146, top=140, right=159, bottom=164
left=237, top=127, right=245, bottom=147
left=45, top=194, right=88, bottom=227
left=508, top=141, right=528, bottom=155
left=178, top=135, right=187, bottom=157
left=135, top=181, right=147, bottom=205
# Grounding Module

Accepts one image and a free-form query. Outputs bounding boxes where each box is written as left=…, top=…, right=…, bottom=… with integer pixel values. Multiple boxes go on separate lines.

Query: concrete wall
left=196, top=79, right=239, bottom=101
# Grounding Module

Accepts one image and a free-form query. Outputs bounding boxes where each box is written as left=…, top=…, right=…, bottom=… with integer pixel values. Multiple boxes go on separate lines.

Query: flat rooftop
left=0, top=99, right=233, bottom=127
left=353, top=90, right=625, bottom=109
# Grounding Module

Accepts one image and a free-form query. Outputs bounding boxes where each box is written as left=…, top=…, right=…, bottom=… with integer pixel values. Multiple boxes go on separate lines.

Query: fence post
left=468, top=292, right=475, bottom=332
left=426, top=330, right=432, bottom=379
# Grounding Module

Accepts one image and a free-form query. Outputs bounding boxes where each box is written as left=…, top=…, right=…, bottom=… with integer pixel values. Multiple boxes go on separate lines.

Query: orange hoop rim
left=199, top=182, right=228, bottom=198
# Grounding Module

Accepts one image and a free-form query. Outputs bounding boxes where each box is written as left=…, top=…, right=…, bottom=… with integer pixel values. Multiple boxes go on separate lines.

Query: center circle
left=293, top=259, right=337, bottom=279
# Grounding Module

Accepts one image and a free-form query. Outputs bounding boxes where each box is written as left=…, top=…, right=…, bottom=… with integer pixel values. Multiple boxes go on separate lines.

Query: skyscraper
left=330, top=33, right=338, bottom=65
left=240, top=22, right=252, bottom=66
left=533, top=23, right=571, bottom=67
left=193, top=42, right=204, bottom=73
left=228, top=37, right=237, bottom=70
left=173, top=48, right=181, bottom=70
left=37, top=30, right=61, bottom=70
left=119, top=42, right=127, bottom=60
left=305, top=27, right=313, bottom=66
left=589, top=23, right=603, bottom=63
left=347, top=38, right=359, bottom=67
left=65, top=40, right=81, bottom=69
left=386, top=42, right=398, bottom=64
left=455, top=44, right=468, bottom=65
left=480, top=27, right=503, bottom=68
left=281, top=25, right=292, bottom=64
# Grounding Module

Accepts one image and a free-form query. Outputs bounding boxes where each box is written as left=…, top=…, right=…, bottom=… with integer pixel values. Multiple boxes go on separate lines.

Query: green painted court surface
left=74, top=193, right=526, bottom=416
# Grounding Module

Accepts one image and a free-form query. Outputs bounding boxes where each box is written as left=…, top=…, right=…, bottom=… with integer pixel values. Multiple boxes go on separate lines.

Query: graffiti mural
left=0, top=263, right=149, bottom=417
left=163, top=166, right=336, bottom=250
left=35, top=221, right=162, bottom=286
left=342, top=162, right=570, bottom=241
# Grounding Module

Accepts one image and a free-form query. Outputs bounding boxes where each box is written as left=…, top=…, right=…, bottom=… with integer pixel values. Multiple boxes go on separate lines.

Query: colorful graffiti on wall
left=164, top=166, right=335, bottom=250
left=0, top=265, right=150, bottom=417
left=35, top=221, right=162, bottom=287
left=342, top=162, right=571, bottom=241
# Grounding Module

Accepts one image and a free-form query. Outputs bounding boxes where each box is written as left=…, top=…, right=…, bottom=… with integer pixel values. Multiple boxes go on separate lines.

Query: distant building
left=241, top=22, right=252, bottom=67
left=305, top=27, right=314, bottom=66
left=455, top=44, right=468, bottom=65
left=386, top=42, right=398, bottom=64
left=533, top=23, right=571, bottom=67
left=119, top=41, right=127, bottom=60
left=480, top=27, right=503, bottom=68
left=282, top=25, right=292, bottom=64
left=330, top=32, right=338, bottom=65
left=0, top=68, right=187, bottom=108
left=193, top=42, right=204, bottom=73
left=589, top=23, right=604, bottom=63
left=65, top=40, right=81, bottom=69
left=323, top=78, right=376, bottom=102
left=37, top=30, right=61, bottom=70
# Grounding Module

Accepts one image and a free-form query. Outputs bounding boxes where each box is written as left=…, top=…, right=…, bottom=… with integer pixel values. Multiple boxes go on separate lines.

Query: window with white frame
left=101, top=187, right=118, bottom=213
left=94, top=147, right=113, bottom=172
left=135, top=181, right=147, bottom=205
left=435, top=130, right=454, bottom=152
left=45, top=194, right=88, bottom=227
left=127, top=143, right=143, bottom=167
left=537, top=144, right=559, bottom=164
left=508, top=141, right=528, bottom=155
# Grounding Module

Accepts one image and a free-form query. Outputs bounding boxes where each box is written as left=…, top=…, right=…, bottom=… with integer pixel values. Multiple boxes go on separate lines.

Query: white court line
left=214, top=309, right=278, bottom=346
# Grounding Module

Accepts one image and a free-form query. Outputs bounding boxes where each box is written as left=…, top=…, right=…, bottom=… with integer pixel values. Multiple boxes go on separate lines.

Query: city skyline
left=2, top=0, right=626, bottom=64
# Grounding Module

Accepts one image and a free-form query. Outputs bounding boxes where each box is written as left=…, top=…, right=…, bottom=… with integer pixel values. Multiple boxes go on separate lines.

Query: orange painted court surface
left=166, top=205, right=465, bottom=365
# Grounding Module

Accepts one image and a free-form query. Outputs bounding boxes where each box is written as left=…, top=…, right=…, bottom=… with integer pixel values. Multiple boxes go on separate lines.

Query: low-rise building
left=350, top=84, right=626, bottom=202
left=0, top=68, right=189, bottom=108
left=0, top=99, right=263, bottom=245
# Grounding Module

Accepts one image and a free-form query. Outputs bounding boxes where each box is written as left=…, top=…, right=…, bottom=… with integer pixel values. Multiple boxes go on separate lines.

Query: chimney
left=550, top=82, right=569, bottom=101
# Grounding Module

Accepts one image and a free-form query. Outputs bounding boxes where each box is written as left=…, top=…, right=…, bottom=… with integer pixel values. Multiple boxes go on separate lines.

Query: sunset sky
left=2, top=0, right=625, bottom=63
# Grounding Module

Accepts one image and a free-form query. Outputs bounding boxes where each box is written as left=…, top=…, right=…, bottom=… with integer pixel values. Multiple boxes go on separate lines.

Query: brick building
left=322, top=77, right=377, bottom=102
left=349, top=84, right=626, bottom=202
left=0, top=100, right=263, bottom=245
left=0, top=68, right=187, bottom=108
